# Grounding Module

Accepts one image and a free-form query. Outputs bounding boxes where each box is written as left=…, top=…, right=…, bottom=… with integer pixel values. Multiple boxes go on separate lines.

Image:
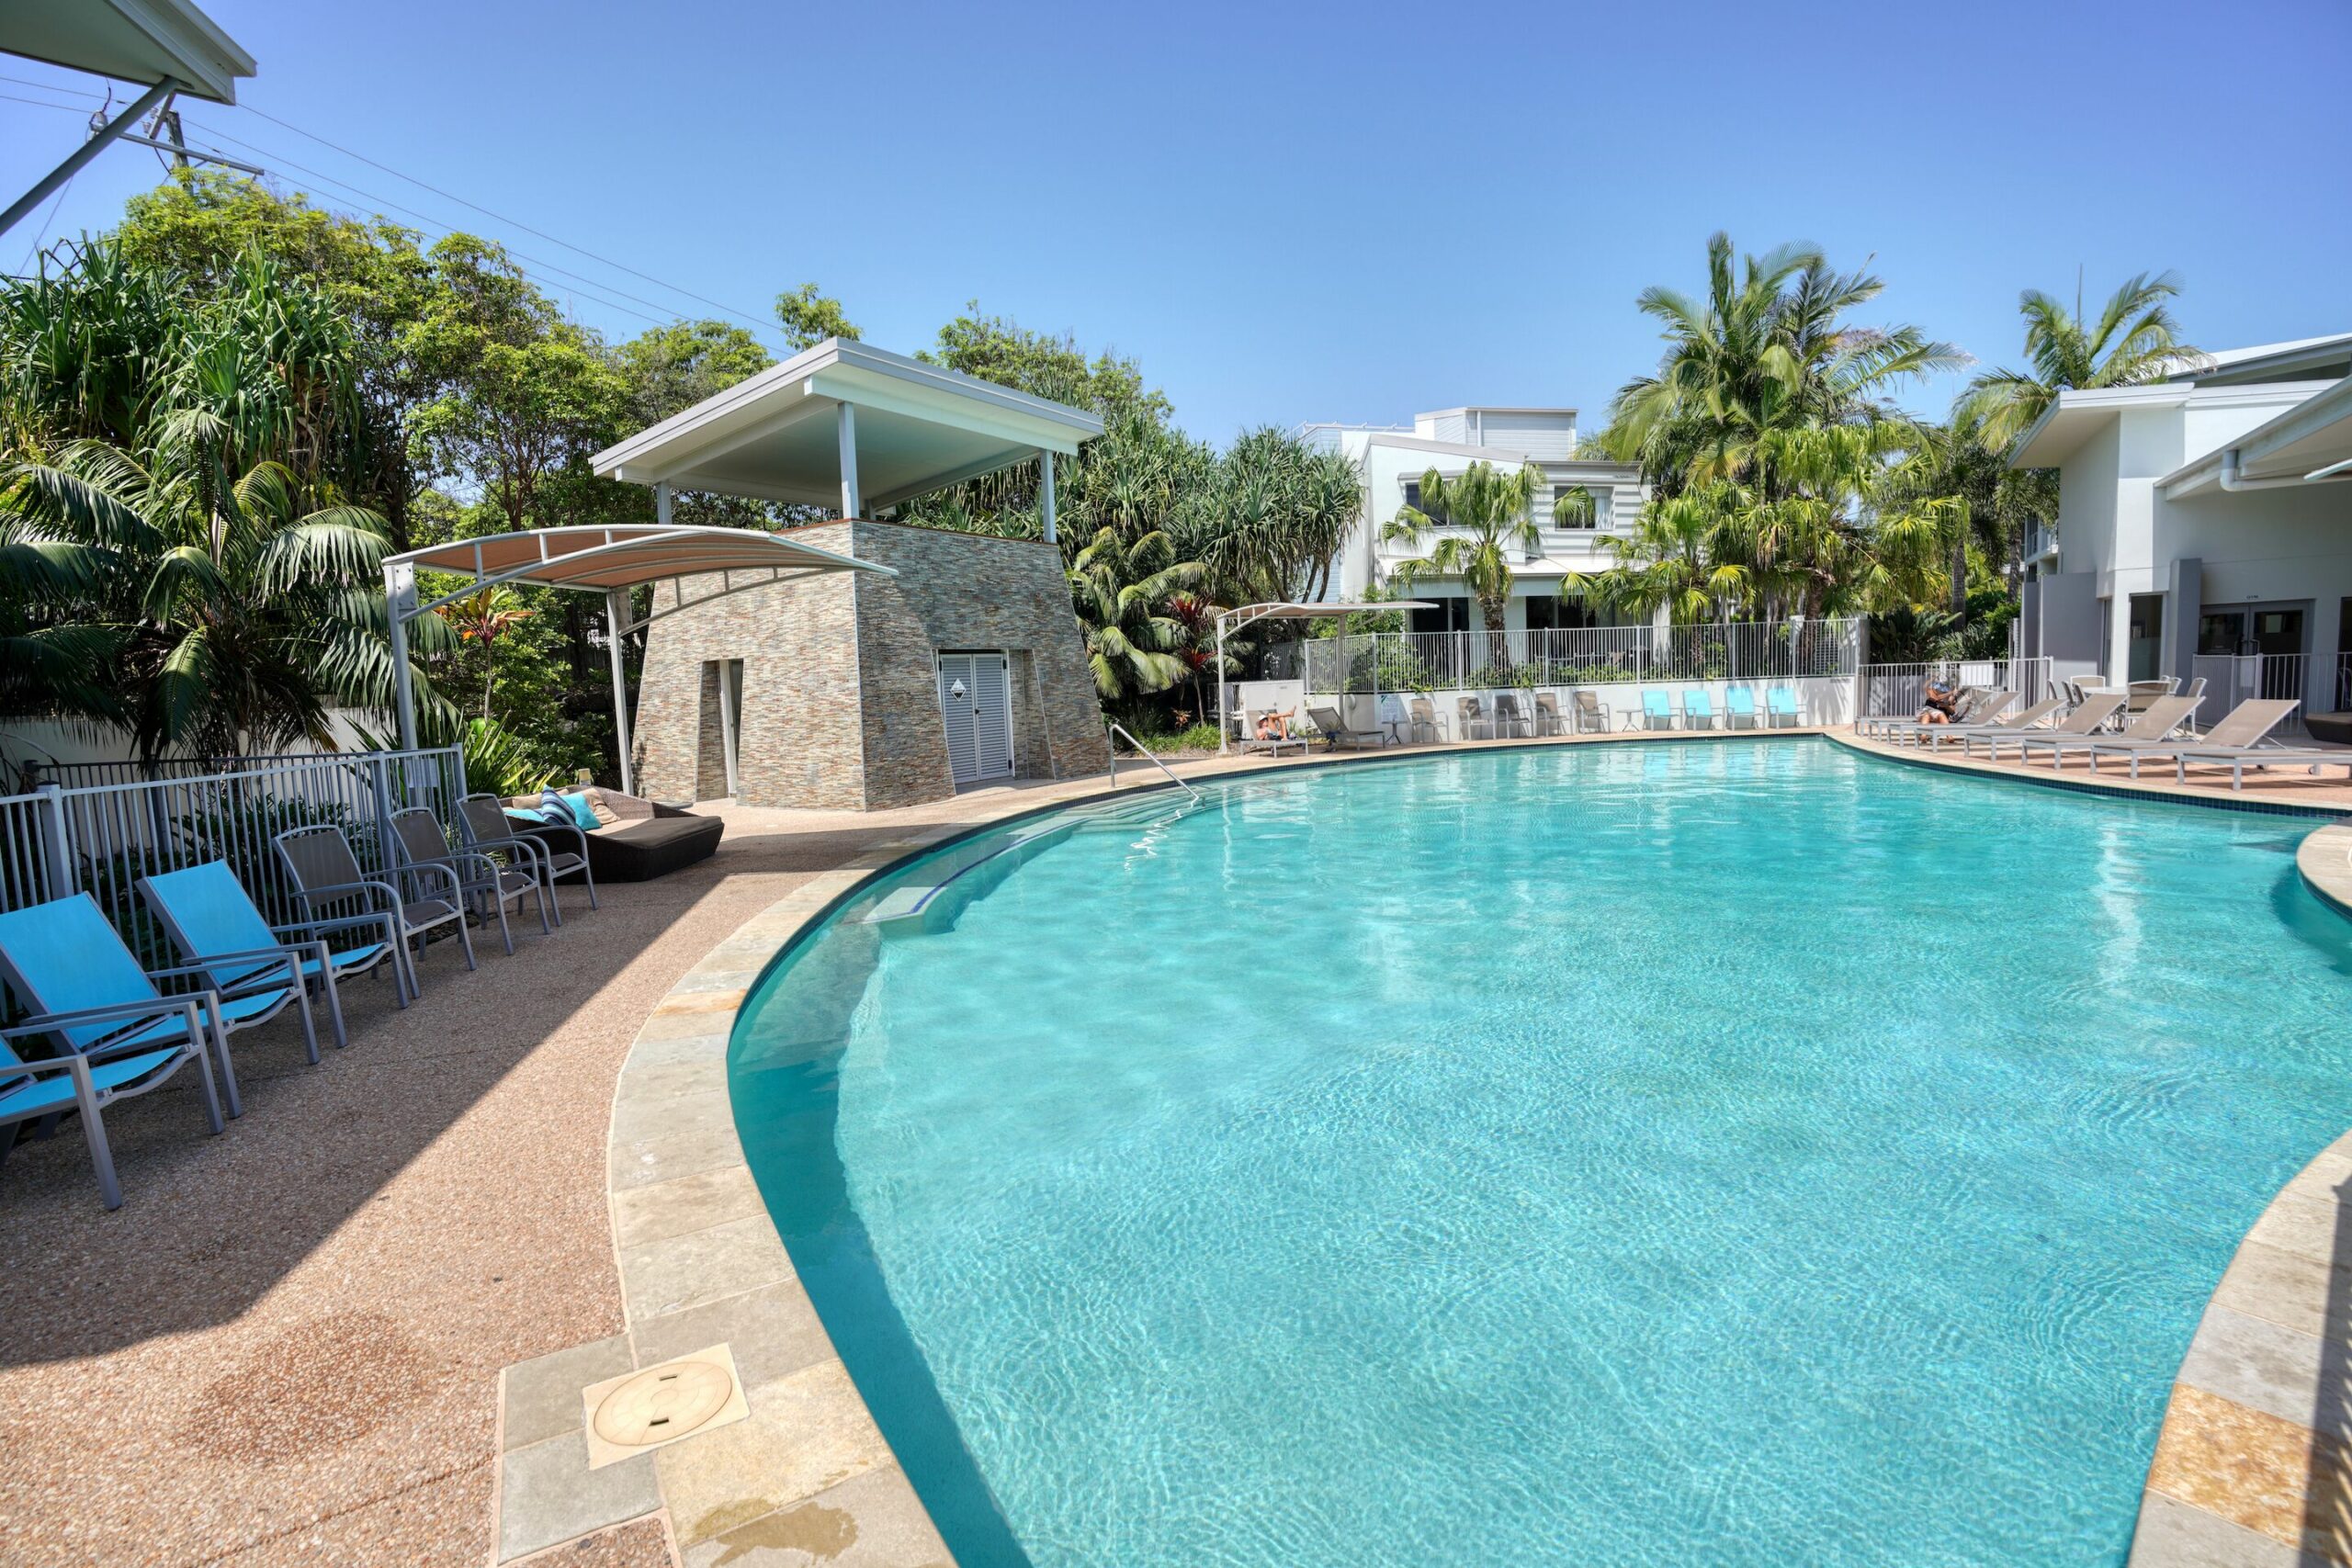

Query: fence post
left=32, top=784, right=74, bottom=901
left=366, top=754, right=396, bottom=873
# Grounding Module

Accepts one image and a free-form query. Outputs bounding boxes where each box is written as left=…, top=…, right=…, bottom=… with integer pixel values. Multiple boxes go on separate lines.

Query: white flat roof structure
left=0, top=0, right=255, bottom=103
left=592, top=338, right=1104, bottom=526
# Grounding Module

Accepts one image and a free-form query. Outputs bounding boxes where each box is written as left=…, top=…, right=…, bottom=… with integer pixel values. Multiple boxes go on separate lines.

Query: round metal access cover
left=591, top=1359, right=735, bottom=1447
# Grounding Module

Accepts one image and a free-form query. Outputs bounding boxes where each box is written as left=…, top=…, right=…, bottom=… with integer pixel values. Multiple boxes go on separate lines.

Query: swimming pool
left=729, top=739, right=2352, bottom=1567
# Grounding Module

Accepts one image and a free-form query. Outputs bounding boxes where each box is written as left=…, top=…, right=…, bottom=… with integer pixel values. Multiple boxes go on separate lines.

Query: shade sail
left=385, top=524, right=893, bottom=596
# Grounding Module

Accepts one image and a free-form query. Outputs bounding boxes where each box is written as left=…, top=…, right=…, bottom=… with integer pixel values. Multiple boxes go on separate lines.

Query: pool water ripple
left=730, top=740, right=2352, bottom=1567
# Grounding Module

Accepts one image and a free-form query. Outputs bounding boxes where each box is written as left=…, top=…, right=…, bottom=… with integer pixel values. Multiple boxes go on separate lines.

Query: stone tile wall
left=631, top=520, right=1110, bottom=810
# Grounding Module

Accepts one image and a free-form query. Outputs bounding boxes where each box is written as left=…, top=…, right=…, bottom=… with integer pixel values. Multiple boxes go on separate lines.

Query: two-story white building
left=1302, top=406, right=1651, bottom=634
left=2011, top=333, right=2352, bottom=720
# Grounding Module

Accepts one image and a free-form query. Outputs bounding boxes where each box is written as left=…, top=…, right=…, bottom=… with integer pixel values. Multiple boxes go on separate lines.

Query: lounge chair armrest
left=292, top=879, right=401, bottom=910
left=0, top=1051, right=95, bottom=1080
left=9, top=996, right=210, bottom=1032
left=396, top=861, right=463, bottom=897
left=272, top=914, right=391, bottom=939
left=149, top=952, right=300, bottom=981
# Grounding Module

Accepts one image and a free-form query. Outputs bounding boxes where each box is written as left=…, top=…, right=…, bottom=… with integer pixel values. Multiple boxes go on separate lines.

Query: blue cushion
left=558, top=792, right=599, bottom=830
left=503, top=808, right=545, bottom=827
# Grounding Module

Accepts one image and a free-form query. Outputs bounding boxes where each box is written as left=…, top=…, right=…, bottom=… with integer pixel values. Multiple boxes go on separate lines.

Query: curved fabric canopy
left=385, top=524, right=891, bottom=597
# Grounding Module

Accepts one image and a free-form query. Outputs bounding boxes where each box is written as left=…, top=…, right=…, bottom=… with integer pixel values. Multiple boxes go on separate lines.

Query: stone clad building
left=630, top=519, right=1110, bottom=810
left=587, top=336, right=1113, bottom=810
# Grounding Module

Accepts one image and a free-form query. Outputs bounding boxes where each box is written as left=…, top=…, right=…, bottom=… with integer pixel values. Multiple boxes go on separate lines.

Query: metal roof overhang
left=591, top=338, right=1104, bottom=510
left=2158, top=379, right=2352, bottom=498
left=0, top=0, right=257, bottom=103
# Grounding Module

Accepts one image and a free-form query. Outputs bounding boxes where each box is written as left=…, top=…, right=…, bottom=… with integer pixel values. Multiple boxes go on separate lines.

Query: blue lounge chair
left=1725, top=688, right=1759, bottom=729
left=1682, top=689, right=1717, bottom=730
left=139, top=862, right=399, bottom=1050
left=1767, top=688, right=1800, bottom=727
left=0, top=896, right=240, bottom=1207
left=1632, top=690, right=1676, bottom=731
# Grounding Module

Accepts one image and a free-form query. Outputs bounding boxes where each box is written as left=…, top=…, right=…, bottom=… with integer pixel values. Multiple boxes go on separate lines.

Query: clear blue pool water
left=729, top=739, right=2352, bottom=1567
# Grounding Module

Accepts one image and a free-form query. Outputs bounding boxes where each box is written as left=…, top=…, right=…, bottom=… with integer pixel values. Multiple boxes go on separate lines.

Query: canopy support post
left=1216, top=611, right=1229, bottom=755
left=1039, top=448, right=1057, bottom=546
left=654, top=481, right=672, bottom=525
left=607, top=588, right=636, bottom=796
left=386, top=562, right=420, bottom=752
left=837, top=403, right=861, bottom=518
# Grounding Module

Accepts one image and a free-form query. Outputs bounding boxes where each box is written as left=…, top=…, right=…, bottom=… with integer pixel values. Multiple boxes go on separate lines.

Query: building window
left=1402, top=480, right=1450, bottom=525
left=1552, top=485, right=1611, bottom=529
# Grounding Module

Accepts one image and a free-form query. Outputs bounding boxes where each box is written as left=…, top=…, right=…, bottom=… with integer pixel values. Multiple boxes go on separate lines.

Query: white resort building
left=2012, top=332, right=2352, bottom=723
left=1303, top=405, right=1650, bottom=633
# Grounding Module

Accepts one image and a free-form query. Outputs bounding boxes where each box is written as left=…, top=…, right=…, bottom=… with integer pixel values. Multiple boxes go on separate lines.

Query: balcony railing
left=1276, top=618, right=1862, bottom=694
left=2022, top=521, right=2057, bottom=561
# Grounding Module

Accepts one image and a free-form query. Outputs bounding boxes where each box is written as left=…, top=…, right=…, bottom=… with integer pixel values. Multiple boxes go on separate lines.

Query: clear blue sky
left=6, top=0, right=2348, bottom=443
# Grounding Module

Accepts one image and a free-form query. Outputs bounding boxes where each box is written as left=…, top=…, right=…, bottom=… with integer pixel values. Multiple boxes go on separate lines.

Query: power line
left=0, top=73, right=105, bottom=98
left=232, top=102, right=782, bottom=338
left=176, top=118, right=695, bottom=333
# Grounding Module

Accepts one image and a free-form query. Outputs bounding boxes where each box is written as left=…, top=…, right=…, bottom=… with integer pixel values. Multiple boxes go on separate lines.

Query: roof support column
left=1039, top=448, right=1057, bottom=546
left=607, top=588, right=636, bottom=796
left=385, top=562, right=420, bottom=752
left=654, top=481, right=672, bottom=525
left=837, top=403, right=862, bottom=519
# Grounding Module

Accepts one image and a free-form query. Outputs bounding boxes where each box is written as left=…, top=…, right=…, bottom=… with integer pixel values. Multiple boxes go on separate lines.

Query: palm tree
left=2, top=430, right=445, bottom=760
left=1065, top=526, right=1204, bottom=709
left=1958, top=272, right=2205, bottom=453
left=1381, top=461, right=1547, bottom=635
left=1602, top=232, right=1964, bottom=492
left=436, top=584, right=534, bottom=718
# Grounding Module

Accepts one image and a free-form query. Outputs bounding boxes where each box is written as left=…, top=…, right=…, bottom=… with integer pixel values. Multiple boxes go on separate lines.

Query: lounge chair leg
left=492, top=895, right=515, bottom=957
left=584, top=865, right=599, bottom=911
left=534, top=883, right=552, bottom=937
left=191, top=1032, right=225, bottom=1134
left=75, top=1083, right=121, bottom=1212
left=204, top=999, right=243, bottom=1119
left=319, top=964, right=349, bottom=1050
left=293, top=978, right=320, bottom=1066
left=455, top=914, right=479, bottom=972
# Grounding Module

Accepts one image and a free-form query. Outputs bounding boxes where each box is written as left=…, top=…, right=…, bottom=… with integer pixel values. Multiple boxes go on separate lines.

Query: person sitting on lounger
left=1916, top=681, right=1959, bottom=725
left=1255, top=710, right=1290, bottom=741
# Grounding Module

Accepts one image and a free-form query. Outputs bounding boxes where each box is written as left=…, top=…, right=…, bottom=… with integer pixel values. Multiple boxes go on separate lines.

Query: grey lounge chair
left=2115, top=700, right=2332, bottom=787
left=1405, top=696, right=1445, bottom=744
left=1307, top=705, right=1385, bottom=750
left=1963, top=693, right=2124, bottom=760
left=277, top=822, right=473, bottom=998
left=1492, top=694, right=1534, bottom=739
left=1458, top=695, right=1498, bottom=740
left=390, top=807, right=546, bottom=956
left=1890, top=689, right=2015, bottom=747
left=1919, top=696, right=2064, bottom=752
left=1569, top=690, right=1611, bottom=734
left=1240, top=709, right=1310, bottom=756
left=458, top=793, right=596, bottom=925
left=1532, top=692, right=1567, bottom=737
left=2022, top=695, right=2201, bottom=770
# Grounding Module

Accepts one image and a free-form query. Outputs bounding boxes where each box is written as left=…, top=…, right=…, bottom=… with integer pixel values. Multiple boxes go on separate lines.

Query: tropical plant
left=1064, top=526, right=1205, bottom=707
left=436, top=584, right=535, bottom=718
left=1956, top=272, right=2205, bottom=454
left=457, top=715, right=560, bottom=797
left=1381, top=460, right=1547, bottom=633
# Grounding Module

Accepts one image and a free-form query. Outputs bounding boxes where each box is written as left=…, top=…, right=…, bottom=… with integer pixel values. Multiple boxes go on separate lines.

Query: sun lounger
left=1919, top=696, right=2064, bottom=751
left=0, top=894, right=240, bottom=1206
left=1682, top=689, right=1717, bottom=730
left=1532, top=693, right=1566, bottom=736
left=2104, top=699, right=2324, bottom=787
left=1570, top=690, right=1610, bottom=734
left=1963, top=693, right=2124, bottom=760
left=1887, top=690, right=2015, bottom=747
left=2018, top=695, right=2200, bottom=769
left=1239, top=709, right=1309, bottom=756
left=139, top=861, right=393, bottom=1049
left=390, top=807, right=547, bottom=957
left=1766, top=688, right=1800, bottom=728
left=1405, top=697, right=1444, bottom=743
left=1724, top=689, right=1759, bottom=729
left=1307, top=705, right=1385, bottom=750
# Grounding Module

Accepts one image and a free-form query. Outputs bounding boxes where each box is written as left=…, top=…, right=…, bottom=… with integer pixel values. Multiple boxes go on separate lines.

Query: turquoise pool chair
left=1725, top=688, right=1760, bottom=729
left=1766, top=688, right=1801, bottom=727
left=139, top=862, right=396, bottom=1051
left=0, top=896, right=241, bottom=1206
left=1682, top=689, right=1717, bottom=730
left=1633, top=689, right=1676, bottom=731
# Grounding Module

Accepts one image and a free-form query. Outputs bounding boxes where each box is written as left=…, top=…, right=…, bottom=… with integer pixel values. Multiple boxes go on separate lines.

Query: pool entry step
left=860, top=821, right=1080, bottom=936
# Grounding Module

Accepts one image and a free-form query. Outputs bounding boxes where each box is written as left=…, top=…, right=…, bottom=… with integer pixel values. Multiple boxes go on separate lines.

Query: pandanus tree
left=1065, top=526, right=1205, bottom=711
left=1381, top=460, right=1548, bottom=635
